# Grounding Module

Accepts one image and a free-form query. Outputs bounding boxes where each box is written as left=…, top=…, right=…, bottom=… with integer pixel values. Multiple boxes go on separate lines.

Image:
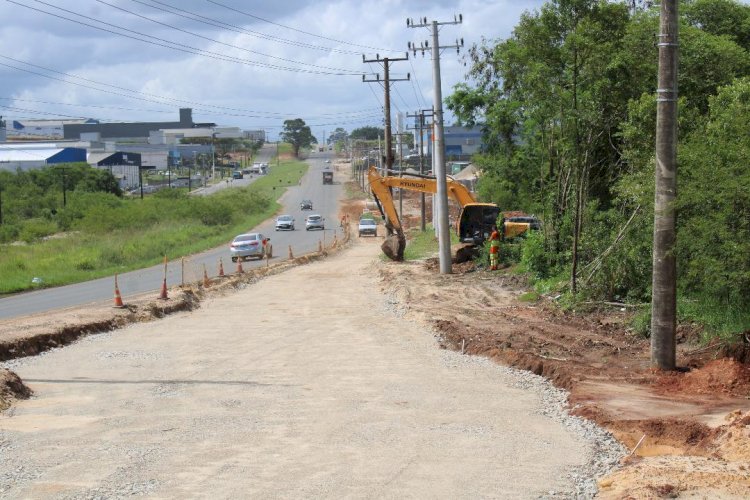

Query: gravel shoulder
left=0, top=239, right=620, bottom=498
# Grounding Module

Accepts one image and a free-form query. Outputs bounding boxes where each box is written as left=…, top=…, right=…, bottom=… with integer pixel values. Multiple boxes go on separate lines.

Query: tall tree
left=280, top=119, right=315, bottom=157
left=350, top=126, right=382, bottom=141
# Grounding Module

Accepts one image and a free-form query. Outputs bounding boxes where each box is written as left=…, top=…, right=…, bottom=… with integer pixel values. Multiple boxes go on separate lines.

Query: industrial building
left=8, top=118, right=98, bottom=139
left=0, top=143, right=87, bottom=171
left=422, top=125, right=483, bottom=160
left=63, top=108, right=215, bottom=141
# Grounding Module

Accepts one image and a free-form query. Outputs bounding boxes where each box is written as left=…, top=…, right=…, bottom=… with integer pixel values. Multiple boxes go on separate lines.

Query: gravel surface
left=379, top=290, right=628, bottom=498
left=1, top=241, right=625, bottom=498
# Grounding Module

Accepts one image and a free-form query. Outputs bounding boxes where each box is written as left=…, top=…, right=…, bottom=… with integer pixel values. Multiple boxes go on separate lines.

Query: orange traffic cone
left=236, top=258, right=244, bottom=274
left=158, top=278, right=168, bottom=300
left=113, top=273, right=125, bottom=308
left=288, top=245, right=294, bottom=259
left=158, top=256, right=169, bottom=299
left=203, top=264, right=210, bottom=287
left=218, top=258, right=225, bottom=277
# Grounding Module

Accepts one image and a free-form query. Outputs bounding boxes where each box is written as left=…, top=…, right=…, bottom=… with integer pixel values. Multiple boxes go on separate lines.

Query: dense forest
left=446, top=0, right=749, bottom=337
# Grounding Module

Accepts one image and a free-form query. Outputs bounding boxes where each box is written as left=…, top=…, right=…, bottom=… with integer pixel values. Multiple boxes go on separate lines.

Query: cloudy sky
left=0, top=0, right=547, bottom=140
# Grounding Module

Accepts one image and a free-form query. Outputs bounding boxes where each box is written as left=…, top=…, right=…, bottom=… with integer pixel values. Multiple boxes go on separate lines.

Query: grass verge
left=0, top=159, right=307, bottom=295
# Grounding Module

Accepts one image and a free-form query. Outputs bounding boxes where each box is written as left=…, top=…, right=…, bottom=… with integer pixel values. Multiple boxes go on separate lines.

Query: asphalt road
left=190, top=143, right=275, bottom=196
left=0, top=151, right=343, bottom=320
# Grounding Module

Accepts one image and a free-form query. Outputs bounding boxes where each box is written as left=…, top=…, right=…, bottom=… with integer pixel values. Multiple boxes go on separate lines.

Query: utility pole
left=60, top=166, right=67, bottom=207
left=362, top=53, right=410, bottom=176
left=407, top=109, right=434, bottom=231
left=393, top=132, right=411, bottom=218
left=408, top=15, right=464, bottom=274
left=651, top=0, right=679, bottom=371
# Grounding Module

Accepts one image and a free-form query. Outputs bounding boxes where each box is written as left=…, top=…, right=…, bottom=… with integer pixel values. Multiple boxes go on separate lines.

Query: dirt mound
left=654, top=358, right=750, bottom=398
left=0, top=368, right=32, bottom=411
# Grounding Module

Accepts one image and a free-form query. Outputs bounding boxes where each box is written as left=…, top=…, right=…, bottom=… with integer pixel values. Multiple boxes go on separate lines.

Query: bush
left=500, top=241, right=523, bottom=265
left=0, top=224, right=20, bottom=244
left=19, top=219, right=58, bottom=243
left=631, top=308, right=651, bottom=338
left=519, top=231, right=549, bottom=279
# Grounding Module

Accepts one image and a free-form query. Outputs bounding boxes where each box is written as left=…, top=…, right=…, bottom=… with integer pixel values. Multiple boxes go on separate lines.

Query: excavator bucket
left=381, top=232, right=406, bottom=261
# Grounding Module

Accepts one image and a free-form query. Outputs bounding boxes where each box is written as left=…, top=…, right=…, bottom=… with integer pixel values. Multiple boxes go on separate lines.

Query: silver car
left=305, top=214, right=325, bottom=231
left=358, top=218, right=377, bottom=237
left=275, top=214, right=295, bottom=231
left=230, top=233, right=268, bottom=261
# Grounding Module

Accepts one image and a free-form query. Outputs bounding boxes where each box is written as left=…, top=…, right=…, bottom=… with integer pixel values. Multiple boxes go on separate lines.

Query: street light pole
left=61, top=166, right=67, bottom=207
left=211, top=133, right=216, bottom=181
left=139, top=167, right=144, bottom=200
left=189, top=152, right=195, bottom=191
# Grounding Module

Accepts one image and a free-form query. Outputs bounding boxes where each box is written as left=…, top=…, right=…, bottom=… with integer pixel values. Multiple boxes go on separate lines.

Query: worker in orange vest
left=488, top=225, right=501, bottom=270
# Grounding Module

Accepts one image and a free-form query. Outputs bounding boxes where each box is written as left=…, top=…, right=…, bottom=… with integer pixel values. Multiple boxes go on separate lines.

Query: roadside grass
left=402, top=226, right=459, bottom=261
left=0, top=159, right=308, bottom=295
left=344, top=180, right=368, bottom=200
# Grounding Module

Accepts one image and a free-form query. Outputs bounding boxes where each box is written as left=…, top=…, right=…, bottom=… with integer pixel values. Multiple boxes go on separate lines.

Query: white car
left=305, top=214, right=325, bottom=231
left=230, top=233, right=268, bottom=261
left=275, top=214, right=295, bottom=231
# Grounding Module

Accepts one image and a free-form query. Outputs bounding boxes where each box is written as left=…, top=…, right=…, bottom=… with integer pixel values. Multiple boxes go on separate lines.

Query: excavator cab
left=457, top=204, right=502, bottom=245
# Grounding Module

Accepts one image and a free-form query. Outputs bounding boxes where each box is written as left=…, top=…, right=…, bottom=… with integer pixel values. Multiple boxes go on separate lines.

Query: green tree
left=684, top=0, right=750, bottom=51
left=448, top=0, right=750, bottom=311
left=676, top=77, right=750, bottom=306
left=350, top=126, right=382, bottom=141
left=280, top=119, right=315, bottom=157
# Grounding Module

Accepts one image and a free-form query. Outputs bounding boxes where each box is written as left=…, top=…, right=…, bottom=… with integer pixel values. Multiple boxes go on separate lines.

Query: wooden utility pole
left=362, top=54, right=410, bottom=174
left=651, top=0, right=679, bottom=370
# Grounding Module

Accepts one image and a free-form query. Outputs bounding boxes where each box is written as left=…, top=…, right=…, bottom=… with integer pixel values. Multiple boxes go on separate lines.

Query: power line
left=0, top=97, right=383, bottom=120
left=7, top=0, right=360, bottom=75
left=133, top=0, right=361, bottom=55
left=0, top=58, right=383, bottom=124
left=206, top=0, right=401, bottom=54
left=409, top=58, right=429, bottom=108
left=94, top=0, right=357, bottom=74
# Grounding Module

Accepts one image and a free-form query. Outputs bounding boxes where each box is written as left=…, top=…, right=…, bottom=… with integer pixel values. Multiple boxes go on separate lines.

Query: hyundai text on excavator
left=367, top=166, right=531, bottom=261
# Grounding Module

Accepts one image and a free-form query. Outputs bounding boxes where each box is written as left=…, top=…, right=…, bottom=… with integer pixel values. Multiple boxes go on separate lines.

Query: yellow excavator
left=367, top=166, right=530, bottom=261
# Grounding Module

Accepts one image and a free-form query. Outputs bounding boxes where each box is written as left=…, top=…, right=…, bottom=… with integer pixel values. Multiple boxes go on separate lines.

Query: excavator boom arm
left=367, top=168, right=404, bottom=233
left=367, top=167, right=477, bottom=207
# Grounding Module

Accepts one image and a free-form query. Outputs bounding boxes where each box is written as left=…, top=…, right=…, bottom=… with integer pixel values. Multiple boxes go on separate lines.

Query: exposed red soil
left=376, top=194, right=750, bottom=497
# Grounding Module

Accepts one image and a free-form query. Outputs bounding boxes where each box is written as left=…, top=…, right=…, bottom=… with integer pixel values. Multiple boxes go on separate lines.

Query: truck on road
left=323, top=171, right=333, bottom=185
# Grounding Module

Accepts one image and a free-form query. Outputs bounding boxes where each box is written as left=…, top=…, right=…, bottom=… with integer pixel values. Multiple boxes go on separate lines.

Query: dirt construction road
left=0, top=240, right=616, bottom=498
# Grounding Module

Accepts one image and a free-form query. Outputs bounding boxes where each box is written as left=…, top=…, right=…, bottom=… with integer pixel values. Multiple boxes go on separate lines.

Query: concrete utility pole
left=408, top=15, right=464, bottom=274
left=651, top=0, right=679, bottom=370
left=407, top=109, right=433, bottom=231
left=362, top=53, right=410, bottom=175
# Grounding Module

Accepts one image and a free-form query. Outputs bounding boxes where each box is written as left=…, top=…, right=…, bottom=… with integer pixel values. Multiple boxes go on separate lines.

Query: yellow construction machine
left=367, top=166, right=530, bottom=261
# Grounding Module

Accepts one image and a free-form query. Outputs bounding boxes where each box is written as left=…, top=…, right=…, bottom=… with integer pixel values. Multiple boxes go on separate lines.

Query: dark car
left=300, top=199, right=313, bottom=210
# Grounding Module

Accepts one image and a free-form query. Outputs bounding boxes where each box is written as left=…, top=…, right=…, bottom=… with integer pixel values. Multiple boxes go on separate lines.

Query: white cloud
left=0, top=0, right=546, bottom=139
